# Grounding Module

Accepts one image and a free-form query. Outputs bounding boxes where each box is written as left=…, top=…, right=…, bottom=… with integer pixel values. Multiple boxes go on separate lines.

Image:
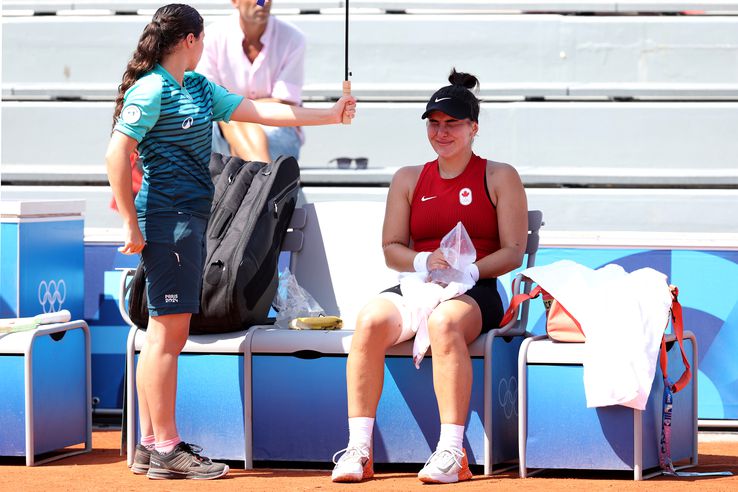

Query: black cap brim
left=421, top=97, right=471, bottom=120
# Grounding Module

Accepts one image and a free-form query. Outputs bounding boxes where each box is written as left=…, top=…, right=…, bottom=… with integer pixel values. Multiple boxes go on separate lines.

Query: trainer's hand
left=118, top=222, right=145, bottom=255
left=334, top=95, right=357, bottom=124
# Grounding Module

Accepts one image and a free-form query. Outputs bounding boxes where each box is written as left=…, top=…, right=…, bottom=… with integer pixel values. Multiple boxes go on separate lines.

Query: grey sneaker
left=146, top=442, right=229, bottom=480
left=131, top=444, right=151, bottom=474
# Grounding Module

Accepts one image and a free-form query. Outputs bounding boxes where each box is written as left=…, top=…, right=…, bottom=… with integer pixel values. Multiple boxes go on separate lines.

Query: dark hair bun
left=448, top=68, right=479, bottom=92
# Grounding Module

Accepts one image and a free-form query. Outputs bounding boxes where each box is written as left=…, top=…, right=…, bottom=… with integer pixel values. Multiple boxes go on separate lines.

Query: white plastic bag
left=273, top=268, right=324, bottom=328
left=429, top=221, right=477, bottom=286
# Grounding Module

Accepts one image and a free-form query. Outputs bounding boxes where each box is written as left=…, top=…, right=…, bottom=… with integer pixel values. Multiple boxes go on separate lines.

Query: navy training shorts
left=140, top=212, right=207, bottom=317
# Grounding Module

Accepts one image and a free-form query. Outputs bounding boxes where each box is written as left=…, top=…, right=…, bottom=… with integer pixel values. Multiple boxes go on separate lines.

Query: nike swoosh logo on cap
left=435, top=97, right=452, bottom=102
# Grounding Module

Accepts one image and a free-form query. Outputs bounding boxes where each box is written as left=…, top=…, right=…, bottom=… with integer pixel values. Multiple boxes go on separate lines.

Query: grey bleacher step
left=615, top=1, right=738, bottom=12
left=6, top=14, right=738, bottom=91
left=3, top=101, right=737, bottom=183
left=8, top=82, right=738, bottom=102
left=1, top=1, right=341, bottom=15
left=5, top=1, right=738, bottom=15
left=3, top=185, right=738, bottom=234
left=4, top=162, right=737, bottom=188
left=1, top=82, right=570, bottom=102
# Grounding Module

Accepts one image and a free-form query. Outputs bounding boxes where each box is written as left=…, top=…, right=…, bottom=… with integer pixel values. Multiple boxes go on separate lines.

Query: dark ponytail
left=112, top=4, right=203, bottom=130
left=448, top=68, right=480, bottom=92
left=447, top=68, right=481, bottom=122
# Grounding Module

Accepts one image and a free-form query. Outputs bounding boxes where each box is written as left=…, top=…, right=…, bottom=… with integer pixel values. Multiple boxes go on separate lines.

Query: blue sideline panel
left=0, top=328, right=88, bottom=456
left=88, top=269, right=136, bottom=410
left=84, top=244, right=138, bottom=411
left=0, top=356, right=26, bottom=454
left=252, top=336, right=521, bottom=465
left=525, top=338, right=695, bottom=471
left=89, top=323, right=128, bottom=411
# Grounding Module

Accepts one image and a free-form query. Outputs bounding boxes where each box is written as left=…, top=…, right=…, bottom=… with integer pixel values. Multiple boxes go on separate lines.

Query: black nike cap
left=421, top=84, right=478, bottom=122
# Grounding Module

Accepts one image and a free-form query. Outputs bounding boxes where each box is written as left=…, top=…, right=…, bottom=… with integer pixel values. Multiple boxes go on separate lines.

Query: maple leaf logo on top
left=459, top=188, right=472, bottom=206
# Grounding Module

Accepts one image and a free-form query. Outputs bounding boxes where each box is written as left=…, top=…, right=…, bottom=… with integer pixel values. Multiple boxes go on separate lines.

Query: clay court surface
left=1, top=429, right=737, bottom=491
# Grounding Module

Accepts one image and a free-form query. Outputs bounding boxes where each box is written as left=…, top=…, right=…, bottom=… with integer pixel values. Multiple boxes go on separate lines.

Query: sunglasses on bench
left=331, top=157, right=368, bottom=170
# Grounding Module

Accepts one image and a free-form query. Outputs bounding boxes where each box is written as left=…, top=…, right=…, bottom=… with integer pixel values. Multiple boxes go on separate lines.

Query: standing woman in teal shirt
left=106, top=3, right=355, bottom=480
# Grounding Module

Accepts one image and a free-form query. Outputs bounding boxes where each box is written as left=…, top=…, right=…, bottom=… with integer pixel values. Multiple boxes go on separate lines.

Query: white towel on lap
left=399, top=272, right=474, bottom=368
left=521, top=260, right=672, bottom=410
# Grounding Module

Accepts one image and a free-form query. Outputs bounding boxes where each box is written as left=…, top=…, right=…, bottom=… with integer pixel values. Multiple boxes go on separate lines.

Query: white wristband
left=468, top=263, right=480, bottom=282
left=413, top=252, right=431, bottom=272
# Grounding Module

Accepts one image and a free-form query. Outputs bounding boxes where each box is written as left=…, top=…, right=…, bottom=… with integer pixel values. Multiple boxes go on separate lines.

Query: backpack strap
left=499, top=284, right=543, bottom=327
left=659, top=286, right=692, bottom=393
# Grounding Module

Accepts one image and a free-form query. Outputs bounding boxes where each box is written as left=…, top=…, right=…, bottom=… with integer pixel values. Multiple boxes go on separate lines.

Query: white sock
left=347, top=417, right=374, bottom=450
left=437, top=423, right=464, bottom=452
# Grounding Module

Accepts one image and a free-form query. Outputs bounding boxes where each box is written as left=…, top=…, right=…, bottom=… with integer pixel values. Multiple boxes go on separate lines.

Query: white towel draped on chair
left=521, top=260, right=673, bottom=410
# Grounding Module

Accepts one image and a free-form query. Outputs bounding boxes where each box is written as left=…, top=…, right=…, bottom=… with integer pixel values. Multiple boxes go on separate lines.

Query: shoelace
left=182, top=443, right=212, bottom=464
left=424, top=448, right=464, bottom=470
left=332, top=446, right=370, bottom=465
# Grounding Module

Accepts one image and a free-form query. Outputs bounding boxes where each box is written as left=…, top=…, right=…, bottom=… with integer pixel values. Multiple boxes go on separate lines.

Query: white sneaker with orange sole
left=331, top=446, right=374, bottom=483
left=417, top=447, right=473, bottom=484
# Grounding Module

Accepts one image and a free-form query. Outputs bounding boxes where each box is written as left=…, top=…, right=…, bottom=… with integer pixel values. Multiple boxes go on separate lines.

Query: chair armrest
left=498, top=273, right=536, bottom=336
left=116, top=267, right=136, bottom=327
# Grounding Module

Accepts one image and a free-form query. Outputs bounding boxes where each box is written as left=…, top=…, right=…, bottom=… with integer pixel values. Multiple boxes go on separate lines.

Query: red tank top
left=409, top=154, right=500, bottom=261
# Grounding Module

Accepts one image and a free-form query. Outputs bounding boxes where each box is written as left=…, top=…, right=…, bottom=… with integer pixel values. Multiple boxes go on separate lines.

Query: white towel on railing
left=521, top=260, right=672, bottom=410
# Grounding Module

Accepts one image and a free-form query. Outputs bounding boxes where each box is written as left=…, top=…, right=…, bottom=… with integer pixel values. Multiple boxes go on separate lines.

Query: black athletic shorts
left=381, top=277, right=504, bottom=333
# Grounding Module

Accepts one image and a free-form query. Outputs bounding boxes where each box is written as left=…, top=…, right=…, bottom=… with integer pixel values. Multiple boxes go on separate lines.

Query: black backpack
left=128, top=153, right=300, bottom=333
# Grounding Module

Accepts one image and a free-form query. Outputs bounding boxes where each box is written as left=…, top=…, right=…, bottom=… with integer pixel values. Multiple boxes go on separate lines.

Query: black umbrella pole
left=342, top=0, right=351, bottom=124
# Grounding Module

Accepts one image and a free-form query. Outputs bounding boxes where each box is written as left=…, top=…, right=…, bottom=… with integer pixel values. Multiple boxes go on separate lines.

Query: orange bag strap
left=499, top=285, right=543, bottom=326
left=659, top=286, right=692, bottom=393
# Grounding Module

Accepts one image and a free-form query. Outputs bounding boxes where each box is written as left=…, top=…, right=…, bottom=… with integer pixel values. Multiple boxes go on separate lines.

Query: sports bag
left=500, top=284, right=583, bottom=342
left=128, top=152, right=300, bottom=333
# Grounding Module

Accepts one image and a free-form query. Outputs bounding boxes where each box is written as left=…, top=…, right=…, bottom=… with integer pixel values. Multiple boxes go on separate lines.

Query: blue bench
left=0, top=321, right=92, bottom=466
left=122, top=201, right=542, bottom=473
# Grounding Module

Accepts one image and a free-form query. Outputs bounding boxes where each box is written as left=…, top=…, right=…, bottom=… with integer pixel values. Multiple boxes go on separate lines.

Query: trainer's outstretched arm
left=230, top=95, right=356, bottom=127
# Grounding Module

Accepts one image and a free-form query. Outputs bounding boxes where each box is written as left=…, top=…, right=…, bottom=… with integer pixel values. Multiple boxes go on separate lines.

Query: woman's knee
left=427, top=312, right=465, bottom=354
left=146, top=314, right=190, bottom=353
left=353, top=305, right=400, bottom=350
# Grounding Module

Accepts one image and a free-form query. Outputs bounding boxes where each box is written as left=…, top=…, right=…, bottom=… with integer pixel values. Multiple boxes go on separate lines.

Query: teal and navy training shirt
left=114, top=64, right=243, bottom=218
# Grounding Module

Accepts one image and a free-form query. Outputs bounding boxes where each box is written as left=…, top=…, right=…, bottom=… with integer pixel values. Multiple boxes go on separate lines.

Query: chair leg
left=125, top=327, right=139, bottom=467
left=243, top=328, right=257, bottom=470
left=518, top=335, right=548, bottom=478
left=633, top=409, right=643, bottom=480
left=518, top=337, right=530, bottom=478
left=483, top=332, right=493, bottom=475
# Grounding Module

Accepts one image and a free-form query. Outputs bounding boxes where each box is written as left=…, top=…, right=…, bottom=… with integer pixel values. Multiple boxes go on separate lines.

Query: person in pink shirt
left=197, top=0, right=305, bottom=162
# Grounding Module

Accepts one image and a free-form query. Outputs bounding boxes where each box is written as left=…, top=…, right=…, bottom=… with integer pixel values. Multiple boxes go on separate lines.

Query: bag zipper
left=210, top=160, right=248, bottom=215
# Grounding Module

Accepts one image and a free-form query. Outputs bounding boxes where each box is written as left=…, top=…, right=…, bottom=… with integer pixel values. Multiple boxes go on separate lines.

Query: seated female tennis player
left=331, top=68, right=528, bottom=484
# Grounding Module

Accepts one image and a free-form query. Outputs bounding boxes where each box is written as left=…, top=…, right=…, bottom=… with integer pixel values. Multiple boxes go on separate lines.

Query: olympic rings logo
left=38, top=279, right=66, bottom=313
left=498, top=376, right=518, bottom=420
